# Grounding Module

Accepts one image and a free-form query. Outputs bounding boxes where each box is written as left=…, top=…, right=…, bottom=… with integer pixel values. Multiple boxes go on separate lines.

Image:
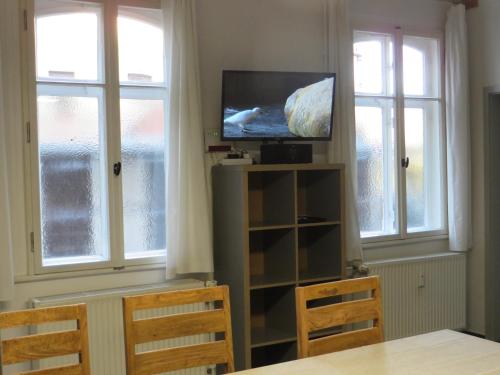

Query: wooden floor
left=235, top=330, right=500, bottom=374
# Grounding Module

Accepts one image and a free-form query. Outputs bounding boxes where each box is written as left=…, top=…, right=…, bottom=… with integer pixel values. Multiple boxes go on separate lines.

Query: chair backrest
left=122, top=285, right=234, bottom=375
left=295, top=276, right=384, bottom=358
left=0, top=303, right=90, bottom=375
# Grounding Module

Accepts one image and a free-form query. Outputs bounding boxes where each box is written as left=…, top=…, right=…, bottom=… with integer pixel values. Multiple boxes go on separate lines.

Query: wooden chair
left=295, top=276, right=384, bottom=358
left=122, top=285, right=234, bottom=374
left=0, top=303, right=90, bottom=375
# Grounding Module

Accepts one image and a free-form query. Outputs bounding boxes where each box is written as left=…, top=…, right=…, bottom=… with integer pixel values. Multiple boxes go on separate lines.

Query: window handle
left=401, top=157, right=409, bottom=169
left=113, top=162, right=122, bottom=176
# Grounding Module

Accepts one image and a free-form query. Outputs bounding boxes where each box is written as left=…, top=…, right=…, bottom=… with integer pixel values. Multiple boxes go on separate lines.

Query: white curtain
left=162, top=0, right=213, bottom=276
left=446, top=4, right=471, bottom=252
left=0, top=45, right=14, bottom=301
left=326, top=0, right=362, bottom=262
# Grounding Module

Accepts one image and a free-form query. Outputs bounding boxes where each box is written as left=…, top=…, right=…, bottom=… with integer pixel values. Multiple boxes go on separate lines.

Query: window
left=354, top=29, right=445, bottom=241
left=30, top=0, right=167, bottom=272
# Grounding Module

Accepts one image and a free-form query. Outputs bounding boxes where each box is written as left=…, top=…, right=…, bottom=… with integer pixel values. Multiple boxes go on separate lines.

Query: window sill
left=361, top=234, right=451, bottom=262
left=32, top=252, right=167, bottom=276
left=362, top=234, right=448, bottom=249
left=15, top=262, right=166, bottom=284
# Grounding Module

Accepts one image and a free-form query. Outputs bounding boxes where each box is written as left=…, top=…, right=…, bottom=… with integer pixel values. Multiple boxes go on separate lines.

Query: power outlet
left=206, top=128, right=220, bottom=138
left=204, top=128, right=230, bottom=152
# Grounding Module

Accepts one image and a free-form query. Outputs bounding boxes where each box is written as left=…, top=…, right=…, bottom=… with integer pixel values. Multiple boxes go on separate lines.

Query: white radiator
left=31, top=279, right=213, bottom=375
left=368, top=253, right=466, bottom=340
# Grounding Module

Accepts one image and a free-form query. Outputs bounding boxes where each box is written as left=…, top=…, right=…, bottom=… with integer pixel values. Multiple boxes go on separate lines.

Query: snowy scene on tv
left=222, top=71, right=335, bottom=140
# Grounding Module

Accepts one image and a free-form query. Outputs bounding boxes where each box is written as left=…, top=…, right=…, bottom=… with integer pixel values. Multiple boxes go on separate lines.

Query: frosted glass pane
left=35, top=0, right=103, bottom=82
left=355, top=98, right=397, bottom=237
left=118, top=6, right=164, bottom=84
left=354, top=31, right=394, bottom=96
left=403, top=35, right=440, bottom=97
left=120, top=95, right=166, bottom=258
left=37, top=86, right=108, bottom=265
left=405, top=107, right=424, bottom=228
left=405, top=100, right=443, bottom=232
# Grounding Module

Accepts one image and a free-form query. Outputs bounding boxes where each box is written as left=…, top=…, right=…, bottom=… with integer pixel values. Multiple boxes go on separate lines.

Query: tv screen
left=221, top=70, right=336, bottom=141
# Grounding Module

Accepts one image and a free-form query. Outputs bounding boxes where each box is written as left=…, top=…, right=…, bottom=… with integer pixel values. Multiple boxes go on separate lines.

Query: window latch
left=401, top=157, right=410, bottom=169
left=113, top=162, right=122, bottom=176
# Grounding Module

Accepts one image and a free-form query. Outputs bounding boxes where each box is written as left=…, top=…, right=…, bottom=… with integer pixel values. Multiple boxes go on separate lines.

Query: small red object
left=208, top=145, right=232, bottom=153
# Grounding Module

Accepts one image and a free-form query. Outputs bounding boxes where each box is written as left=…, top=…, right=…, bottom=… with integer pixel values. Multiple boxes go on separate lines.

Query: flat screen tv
left=221, top=70, right=336, bottom=141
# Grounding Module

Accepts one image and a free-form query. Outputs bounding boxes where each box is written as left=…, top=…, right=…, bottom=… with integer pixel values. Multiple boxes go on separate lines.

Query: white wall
left=467, top=0, right=500, bottom=336
left=197, top=0, right=327, bottom=133
left=197, top=0, right=449, bottom=156
left=197, top=0, right=329, bottom=158
left=197, top=0, right=450, bottom=133
left=0, top=0, right=333, bottom=315
left=350, top=0, right=448, bottom=29
left=0, top=0, right=168, bottom=322
left=1, top=0, right=462, bottom=329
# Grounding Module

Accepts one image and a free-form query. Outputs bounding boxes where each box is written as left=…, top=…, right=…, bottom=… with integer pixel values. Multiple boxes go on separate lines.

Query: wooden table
left=235, top=330, right=500, bottom=374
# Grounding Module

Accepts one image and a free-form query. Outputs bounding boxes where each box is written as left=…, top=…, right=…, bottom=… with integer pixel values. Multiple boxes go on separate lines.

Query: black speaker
left=260, top=144, right=313, bottom=164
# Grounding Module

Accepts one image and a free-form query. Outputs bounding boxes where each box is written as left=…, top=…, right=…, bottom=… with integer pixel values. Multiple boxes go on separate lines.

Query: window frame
left=22, top=0, right=167, bottom=275
left=353, top=24, right=448, bottom=245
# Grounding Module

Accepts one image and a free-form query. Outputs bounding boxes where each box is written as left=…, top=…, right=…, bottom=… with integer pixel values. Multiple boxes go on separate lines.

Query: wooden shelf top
left=297, top=221, right=340, bottom=228
left=298, top=275, right=342, bottom=285
left=250, top=277, right=296, bottom=290
left=249, top=221, right=341, bottom=231
left=214, top=163, right=345, bottom=173
left=250, top=327, right=297, bottom=348
left=249, top=223, right=295, bottom=231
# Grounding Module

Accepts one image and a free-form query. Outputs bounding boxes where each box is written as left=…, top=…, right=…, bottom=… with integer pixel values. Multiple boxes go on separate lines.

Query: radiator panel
left=368, top=254, right=466, bottom=340
left=31, top=280, right=211, bottom=375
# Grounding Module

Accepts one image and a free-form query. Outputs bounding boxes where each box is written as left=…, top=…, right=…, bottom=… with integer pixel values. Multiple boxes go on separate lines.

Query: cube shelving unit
left=212, top=164, right=346, bottom=370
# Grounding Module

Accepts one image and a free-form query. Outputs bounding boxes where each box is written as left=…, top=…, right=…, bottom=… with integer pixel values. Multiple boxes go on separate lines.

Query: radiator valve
left=350, top=259, right=370, bottom=277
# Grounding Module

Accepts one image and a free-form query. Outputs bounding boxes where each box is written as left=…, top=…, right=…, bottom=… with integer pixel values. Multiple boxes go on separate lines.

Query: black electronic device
left=297, top=215, right=327, bottom=224
left=260, top=143, right=312, bottom=164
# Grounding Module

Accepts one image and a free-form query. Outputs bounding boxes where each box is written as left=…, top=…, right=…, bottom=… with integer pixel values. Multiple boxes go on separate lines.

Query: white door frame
left=485, top=85, right=500, bottom=341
